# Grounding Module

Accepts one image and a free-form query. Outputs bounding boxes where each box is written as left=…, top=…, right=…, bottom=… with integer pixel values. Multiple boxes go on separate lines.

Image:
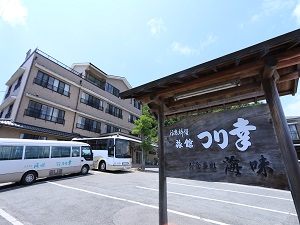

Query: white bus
left=73, top=133, right=140, bottom=171
left=0, top=138, right=93, bottom=185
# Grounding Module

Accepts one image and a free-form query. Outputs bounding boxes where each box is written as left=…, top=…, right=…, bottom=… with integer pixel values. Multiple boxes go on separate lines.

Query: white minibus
left=73, top=133, right=139, bottom=171
left=0, top=138, right=93, bottom=185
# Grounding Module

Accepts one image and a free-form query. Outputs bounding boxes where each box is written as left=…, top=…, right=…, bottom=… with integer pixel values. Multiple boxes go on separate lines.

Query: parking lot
left=0, top=169, right=298, bottom=225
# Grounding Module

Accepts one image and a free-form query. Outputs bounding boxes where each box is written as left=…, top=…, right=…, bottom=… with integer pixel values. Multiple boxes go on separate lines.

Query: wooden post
left=262, top=63, right=300, bottom=223
left=157, top=102, right=168, bottom=225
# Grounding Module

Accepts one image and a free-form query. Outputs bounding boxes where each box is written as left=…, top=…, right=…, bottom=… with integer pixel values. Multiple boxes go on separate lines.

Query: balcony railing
left=76, top=123, right=101, bottom=133
left=80, top=98, right=103, bottom=111
left=5, top=112, right=11, bottom=118
left=14, top=82, right=21, bottom=91
left=33, top=77, right=70, bottom=97
left=4, top=92, right=10, bottom=99
left=24, top=109, right=64, bottom=124
left=105, top=108, right=123, bottom=119
left=35, top=49, right=82, bottom=77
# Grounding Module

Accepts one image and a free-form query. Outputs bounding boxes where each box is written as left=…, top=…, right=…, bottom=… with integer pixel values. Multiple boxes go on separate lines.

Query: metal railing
left=35, top=49, right=82, bottom=77
left=76, top=123, right=101, bottom=133
left=24, top=109, right=65, bottom=124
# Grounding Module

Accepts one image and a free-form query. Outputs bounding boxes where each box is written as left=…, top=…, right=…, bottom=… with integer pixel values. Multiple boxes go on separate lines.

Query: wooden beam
left=277, top=56, right=300, bottom=69
left=262, top=64, right=300, bottom=223
left=262, top=58, right=278, bottom=80
left=130, top=47, right=300, bottom=102
left=259, top=47, right=269, bottom=59
left=166, top=89, right=265, bottom=116
left=157, top=102, right=168, bottom=225
left=235, top=57, right=241, bottom=66
left=168, top=82, right=262, bottom=108
left=277, top=71, right=299, bottom=83
left=288, top=37, right=300, bottom=50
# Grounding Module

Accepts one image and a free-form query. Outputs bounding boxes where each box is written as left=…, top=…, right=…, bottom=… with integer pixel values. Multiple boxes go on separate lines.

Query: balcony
left=80, top=98, right=103, bottom=111
left=6, top=67, right=26, bottom=87
left=24, top=109, right=65, bottom=124
left=105, top=108, right=123, bottom=119
left=0, top=95, right=16, bottom=112
left=33, top=77, right=70, bottom=97
left=76, top=123, right=101, bottom=133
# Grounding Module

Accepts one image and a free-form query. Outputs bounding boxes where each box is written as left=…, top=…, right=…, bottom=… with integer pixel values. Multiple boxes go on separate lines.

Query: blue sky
left=1, top=0, right=300, bottom=116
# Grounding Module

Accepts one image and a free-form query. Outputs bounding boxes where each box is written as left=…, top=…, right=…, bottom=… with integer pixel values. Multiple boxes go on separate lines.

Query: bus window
left=81, top=146, right=93, bottom=161
left=96, top=139, right=108, bottom=150
left=108, top=138, right=114, bottom=157
left=115, top=139, right=131, bottom=158
left=0, top=146, right=23, bottom=160
left=25, top=146, right=50, bottom=159
left=87, top=140, right=96, bottom=150
left=72, top=146, right=80, bottom=157
left=51, top=146, right=71, bottom=158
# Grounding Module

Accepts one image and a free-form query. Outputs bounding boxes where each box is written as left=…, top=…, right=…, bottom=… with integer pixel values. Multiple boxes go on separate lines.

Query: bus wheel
left=99, top=161, right=106, bottom=172
left=81, top=165, right=89, bottom=175
left=21, top=171, right=37, bottom=185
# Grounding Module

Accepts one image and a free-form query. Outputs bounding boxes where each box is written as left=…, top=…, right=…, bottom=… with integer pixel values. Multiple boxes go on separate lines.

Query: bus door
left=70, top=146, right=82, bottom=171
left=71, top=146, right=92, bottom=169
left=107, top=139, right=115, bottom=166
left=114, top=138, right=131, bottom=166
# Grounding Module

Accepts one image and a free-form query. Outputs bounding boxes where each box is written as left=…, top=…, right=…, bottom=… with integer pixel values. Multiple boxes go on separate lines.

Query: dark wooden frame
left=120, top=29, right=300, bottom=224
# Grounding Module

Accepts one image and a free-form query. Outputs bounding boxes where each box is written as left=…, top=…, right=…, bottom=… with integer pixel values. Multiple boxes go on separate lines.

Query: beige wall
left=8, top=51, right=141, bottom=139
left=0, top=126, right=72, bottom=140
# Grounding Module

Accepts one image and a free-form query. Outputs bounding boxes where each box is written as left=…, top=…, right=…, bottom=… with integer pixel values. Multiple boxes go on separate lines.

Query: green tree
left=132, top=105, right=157, bottom=170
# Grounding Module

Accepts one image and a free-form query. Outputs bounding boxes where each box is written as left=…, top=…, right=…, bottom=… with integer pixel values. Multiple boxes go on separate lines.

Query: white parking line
left=166, top=181, right=292, bottom=201
left=136, top=186, right=297, bottom=216
left=0, top=208, right=23, bottom=225
left=47, top=181, right=229, bottom=225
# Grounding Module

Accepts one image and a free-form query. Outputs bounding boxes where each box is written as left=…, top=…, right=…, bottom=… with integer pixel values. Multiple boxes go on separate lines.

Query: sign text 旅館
left=164, top=104, right=289, bottom=190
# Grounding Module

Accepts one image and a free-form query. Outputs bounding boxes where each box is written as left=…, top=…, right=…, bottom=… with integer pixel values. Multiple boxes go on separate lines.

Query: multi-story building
left=287, top=116, right=300, bottom=160
left=0, top=49, right=142, bottom=140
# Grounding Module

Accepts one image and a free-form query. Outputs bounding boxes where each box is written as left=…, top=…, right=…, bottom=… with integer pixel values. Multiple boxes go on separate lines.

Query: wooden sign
left=164, top=104, right=289, bottom=190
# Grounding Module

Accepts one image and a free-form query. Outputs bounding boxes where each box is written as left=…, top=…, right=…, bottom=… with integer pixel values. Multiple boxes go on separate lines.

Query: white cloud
left=293, top=2, right=300, bottom=24
left=284, top=95, right=300, bottom=116
left=171, top=34, right=217, bottom=57
left=251, top=0, right=295, bottom=22
left=200, top=33, right=217, bottom=50
left=171, top=42, right=192, bottom=56
left=146, top=18, right=165, bottom=36
left=0, top=0, right=27, bottom=26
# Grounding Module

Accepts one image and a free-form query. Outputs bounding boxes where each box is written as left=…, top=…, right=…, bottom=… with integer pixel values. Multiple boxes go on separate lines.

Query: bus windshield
left=115, top=139, right=131, bottom=158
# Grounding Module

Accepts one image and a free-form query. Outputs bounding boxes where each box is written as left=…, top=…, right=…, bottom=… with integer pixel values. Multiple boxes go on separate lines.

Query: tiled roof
left=0, top=119, right=84, bottom=139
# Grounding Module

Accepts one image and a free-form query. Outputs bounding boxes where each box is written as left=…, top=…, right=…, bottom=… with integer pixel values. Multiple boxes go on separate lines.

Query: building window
left=5, top=85, right=12, bottom=99
left=86, top=74, right=120, bottom=97
left=87, top=74, right=106, bottom=89
left=14, top=75, right=23, bottom=91
left=128, top=114, right=138, bottom=124
left=24, top=100, right=65, bottom=124
left=77, top=116, right=101, bottom=133
left=134, top=100, right=141, bottom=110
left=20, top=133, right=47, bottom=140
left=104, top=83, right=120, bottom=97
left=5, top=104, right=13, bottom=118
left=34, top=71, right=70, bottom=97
left=106, top=104, right=123, bottom=119
left=288, top=124, right=299, bottom=139
left=80, top=92, right=103, bottom=111
left=105, top=124, right=121, bottom=133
